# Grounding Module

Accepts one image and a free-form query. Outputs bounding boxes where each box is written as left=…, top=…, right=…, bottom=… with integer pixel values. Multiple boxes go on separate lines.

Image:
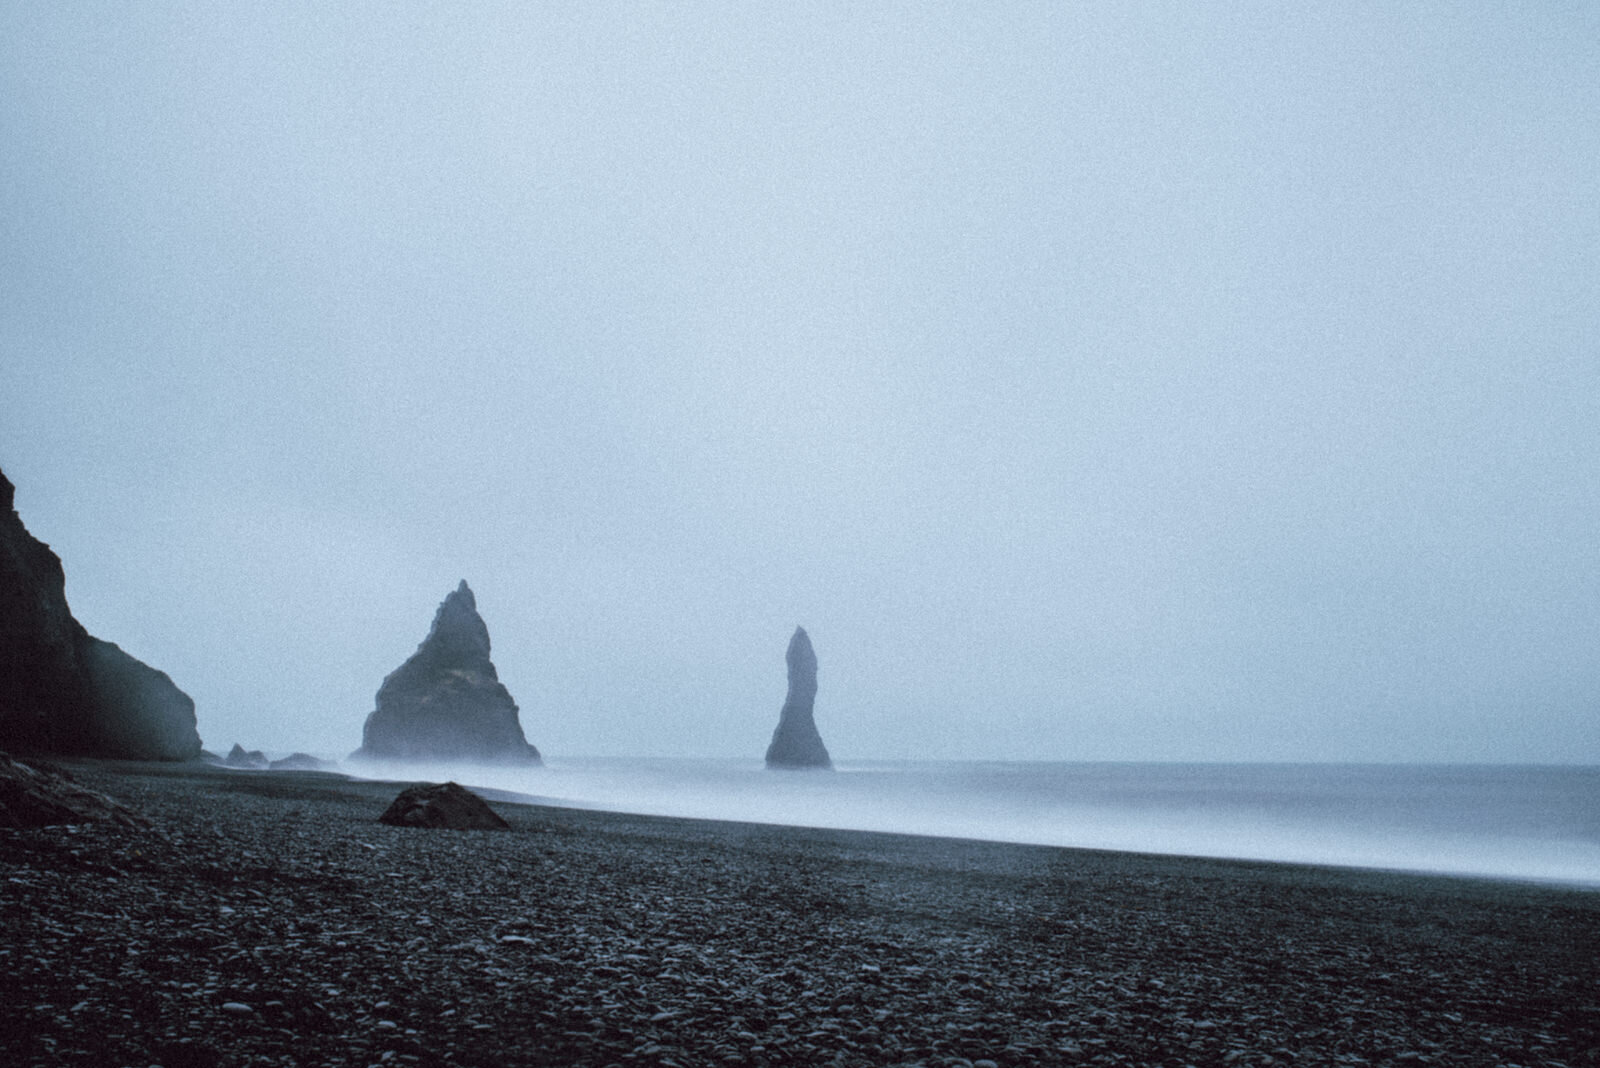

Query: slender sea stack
left=765, top=626, right=832, bottom=769
left=0, top=466, right=201, bottom=760
left=350, top=581, right=541, bottom=765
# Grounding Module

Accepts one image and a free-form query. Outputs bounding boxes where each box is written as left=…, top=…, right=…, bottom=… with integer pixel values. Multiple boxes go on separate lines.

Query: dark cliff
left=0, top=467, right=201, bottom=760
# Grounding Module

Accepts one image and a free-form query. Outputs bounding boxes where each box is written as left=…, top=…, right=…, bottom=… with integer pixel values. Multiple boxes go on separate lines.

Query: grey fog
left=2, top=3, right=1597, bottom=764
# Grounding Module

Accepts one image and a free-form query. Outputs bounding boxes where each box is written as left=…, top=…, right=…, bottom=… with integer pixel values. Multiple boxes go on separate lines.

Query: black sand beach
left=3, top=761, right=1596, bottom=1068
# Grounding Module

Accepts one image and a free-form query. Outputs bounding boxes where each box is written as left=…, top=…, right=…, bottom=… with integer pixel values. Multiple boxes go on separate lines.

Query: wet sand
left=2, top=759, right=1596, bottom=1067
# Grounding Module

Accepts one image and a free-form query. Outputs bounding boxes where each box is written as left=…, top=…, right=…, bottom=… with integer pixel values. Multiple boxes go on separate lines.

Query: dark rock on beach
left=2, top=759, right=1597, bottom=1068
left=0, top=752, right=145, bottom=828
left=379, top=781, right=510, bottom=830
left=350, top=581, right=540, bottom=765
left=765, top=625, right=832, bottom=769
left=0, top=466, right=201, bottom=761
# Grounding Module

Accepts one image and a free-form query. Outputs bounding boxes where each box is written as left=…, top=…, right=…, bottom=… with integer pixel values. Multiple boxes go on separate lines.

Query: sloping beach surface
left=3, top=760, right=1596, bottom=1067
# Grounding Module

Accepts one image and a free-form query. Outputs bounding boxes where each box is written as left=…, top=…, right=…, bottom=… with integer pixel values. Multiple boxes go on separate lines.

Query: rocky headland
left=765, top=625, right=832, bottom=769
left=0, top=467, right=200, bottom=761
left=350, top=581, right=540, bottom=765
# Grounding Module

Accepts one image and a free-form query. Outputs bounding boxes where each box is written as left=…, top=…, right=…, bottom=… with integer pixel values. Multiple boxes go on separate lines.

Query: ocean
left=343, top=758, right=1600, bottom=887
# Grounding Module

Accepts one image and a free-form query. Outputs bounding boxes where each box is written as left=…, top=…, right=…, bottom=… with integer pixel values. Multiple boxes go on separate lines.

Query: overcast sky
left=3, top=3, right=1597, bottom=763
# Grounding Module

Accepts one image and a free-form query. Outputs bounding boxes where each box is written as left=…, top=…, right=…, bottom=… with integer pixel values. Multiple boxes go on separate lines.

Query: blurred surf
left=342, top=757, right=1600, bottom=886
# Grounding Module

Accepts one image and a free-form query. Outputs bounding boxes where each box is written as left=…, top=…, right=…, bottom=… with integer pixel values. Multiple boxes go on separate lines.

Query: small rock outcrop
left=268, top=752, right=334, bottom=771
left=223, top=744, right=269, bottom=769
left=350, top=581, right=540, bottom=765
left=0, top=752, right=147, bottom=828
left=0, top=467, right=201, bottom=760
left=378, top=781, right=510, bottom=830
left=765, top=626, right=832, bottom=769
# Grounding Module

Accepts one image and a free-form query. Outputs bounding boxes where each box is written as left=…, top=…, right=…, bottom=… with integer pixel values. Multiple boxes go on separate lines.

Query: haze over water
left=341, top=758, right=1600, bottom=888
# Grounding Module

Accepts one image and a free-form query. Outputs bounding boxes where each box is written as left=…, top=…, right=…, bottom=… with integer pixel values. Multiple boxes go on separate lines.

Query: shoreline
left=327, top=755, right=1600, bottom=890
left=155, top=759, right=1598, bottom=893
left=3, top=758, right=1597, bottom=1067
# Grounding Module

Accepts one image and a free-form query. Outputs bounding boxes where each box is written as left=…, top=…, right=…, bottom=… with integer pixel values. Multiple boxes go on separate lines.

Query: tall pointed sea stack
left=0, top=466, right=200, bottom=760
left=764, top=626, right=832, bottom=770
left=351, top=581, right=540, bottom=765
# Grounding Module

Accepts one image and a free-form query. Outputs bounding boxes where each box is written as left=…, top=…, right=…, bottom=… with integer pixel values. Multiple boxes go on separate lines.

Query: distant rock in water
left=268, top=752, right=334, bottom=771
left=0, top=752, right=148, bottom=828
left=765, top=626, right=832, bottom=770
left=0, top=466, right=201, bottom=761
left=223, top=744, right=269, bottom=769
left=350, top=581, right=541, bottom=765
left=379, top=781, right=510, bottom=830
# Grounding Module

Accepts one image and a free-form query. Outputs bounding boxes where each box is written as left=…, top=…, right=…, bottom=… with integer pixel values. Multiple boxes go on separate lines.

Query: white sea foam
left=341, top=758, right=1600, bottom=887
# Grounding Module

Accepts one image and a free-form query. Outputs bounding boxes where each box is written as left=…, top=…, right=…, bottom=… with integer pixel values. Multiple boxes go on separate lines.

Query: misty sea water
left=341, top=759, right=1599, bottom=887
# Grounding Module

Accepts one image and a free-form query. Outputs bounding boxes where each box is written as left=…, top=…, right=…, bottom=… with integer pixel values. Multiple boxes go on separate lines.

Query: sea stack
left=0, top=466, right=201, bottom=761
left=350, top=581, right=540, bottom=765
left=764, top=626, right=832, bottom=770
